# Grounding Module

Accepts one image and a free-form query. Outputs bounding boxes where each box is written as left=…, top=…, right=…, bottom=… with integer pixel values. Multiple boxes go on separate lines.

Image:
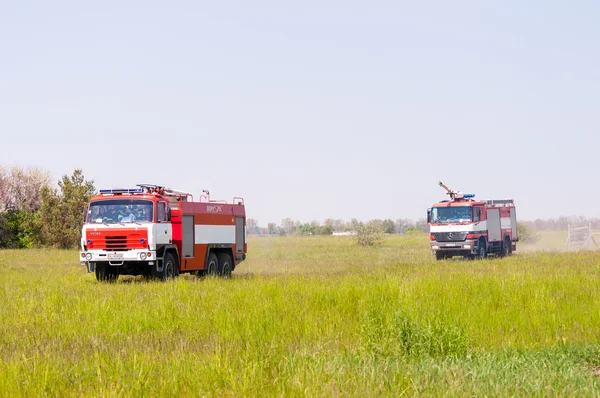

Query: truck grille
left=432, top=232, right=468, bottom=242
left=86, top=228, right=148, bottom=251
left=105, top=236, right=128, bottom=251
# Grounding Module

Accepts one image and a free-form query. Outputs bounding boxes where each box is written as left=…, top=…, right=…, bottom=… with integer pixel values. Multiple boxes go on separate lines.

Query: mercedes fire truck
left=79, top=184, right=247, bottom=281
left=428, top=182, right=518, bottom=260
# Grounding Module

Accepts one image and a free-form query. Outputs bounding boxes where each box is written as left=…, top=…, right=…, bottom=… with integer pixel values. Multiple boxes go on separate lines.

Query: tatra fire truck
left=427, top=182, right=518, bottom=260
left=79, top=184, right=247, bottom=281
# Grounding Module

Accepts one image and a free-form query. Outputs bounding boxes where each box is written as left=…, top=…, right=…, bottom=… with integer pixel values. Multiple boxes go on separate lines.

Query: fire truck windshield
left=87, top=200, right=154, bottom=224
left=431, top=207, right=472, bottom=223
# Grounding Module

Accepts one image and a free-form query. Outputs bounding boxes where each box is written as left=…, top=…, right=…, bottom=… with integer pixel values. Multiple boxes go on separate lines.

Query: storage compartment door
left=510, top=207, right=517, bottom=240
left=182, top=215, right=194, bottom=258
left=236, top=217, right=245, bottom=253
left=487, top=209, right=502, bottom=242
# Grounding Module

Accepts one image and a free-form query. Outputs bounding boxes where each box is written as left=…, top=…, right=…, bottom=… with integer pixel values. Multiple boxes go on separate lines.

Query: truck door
left=487, top=208, right=502, bottom=242
left=236, top=217, right=245, bottom=253
left=182, top=214, right=194, bottom=258
left=510, top=207, right=517, bottom=240
left=154, top=201, right=172, bottom=245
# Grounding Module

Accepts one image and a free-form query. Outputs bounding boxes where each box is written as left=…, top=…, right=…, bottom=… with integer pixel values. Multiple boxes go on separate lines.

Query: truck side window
left=474, top=207, right=481, bottom=222
left=157, top=202, right=166, bottom=222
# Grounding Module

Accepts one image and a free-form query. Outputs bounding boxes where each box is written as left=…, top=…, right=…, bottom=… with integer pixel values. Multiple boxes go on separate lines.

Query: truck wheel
left=501, top=238, right=511, bottom=257
left=435, top=252, right=446, bottom=261
left=153, top=253, right=176, bottom=281
left=96, top=263, right=118, bottom=282
left=477, top=240, right=487, bottom=259
left=217, top=253, right=233, bottom=277
left=206, top=252, right=218, bottom=277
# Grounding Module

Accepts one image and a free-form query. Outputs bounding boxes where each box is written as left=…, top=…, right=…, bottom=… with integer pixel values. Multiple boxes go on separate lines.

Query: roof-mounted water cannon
left=438, top=181, right=475, bottom=201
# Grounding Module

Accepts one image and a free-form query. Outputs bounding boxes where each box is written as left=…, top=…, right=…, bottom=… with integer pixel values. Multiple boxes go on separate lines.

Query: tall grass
left=1, top=234, right=600, bottom=396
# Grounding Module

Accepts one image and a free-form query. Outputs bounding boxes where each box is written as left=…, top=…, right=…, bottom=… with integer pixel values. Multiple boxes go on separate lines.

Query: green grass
left=1, top=234, right=600, bottom=396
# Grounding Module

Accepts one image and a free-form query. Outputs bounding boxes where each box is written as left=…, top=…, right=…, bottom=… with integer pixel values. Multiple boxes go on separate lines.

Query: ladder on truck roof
left=483, top=199, right=514, bottom=206
left=137, top=184, right=193, bottom=202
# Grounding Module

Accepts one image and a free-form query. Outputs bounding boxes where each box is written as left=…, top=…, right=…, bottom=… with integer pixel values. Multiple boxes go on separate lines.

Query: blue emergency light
left=99, top=188, right=143, bottom=195
left=464, top=193, right=475, bottom=199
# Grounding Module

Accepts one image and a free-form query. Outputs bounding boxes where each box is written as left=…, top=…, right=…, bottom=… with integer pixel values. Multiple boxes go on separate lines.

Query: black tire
left=435, top=252, right=446, bottom=261
left=477, top=239, right=487, bottom=259
left=95, top=263, right=118, bottom=282
left=205, top=252, right=218, bottom=277
left=152, top=252, right=176, bottom=281
left=217, top=253, right=233, bottom=278
left=501, top=238, right=511, bottom=257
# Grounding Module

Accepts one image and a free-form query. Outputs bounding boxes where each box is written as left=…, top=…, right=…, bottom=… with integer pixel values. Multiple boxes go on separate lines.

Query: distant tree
left=316, top=224, right=334, bottom=235
left=247, top=218, right=259, bottom=235
left=0, top=166, right=51, bottom=248
left=281, top=218, right=296, bottom=235
left=382, top=219, right=395, bottom=234
left=414, top=218, right=429, bottom=233
left=37, top=169, right=95, bottom=248
left=0, top=166, right=51, bottom=212
left=395, top=218, right=412, bottom=234
left=517, top=222, right=539, bottom=243
left=333, top=219, right=346, bottom=232
left=404, top=225, right=421, bottom=234
left=297, top=223, right=315, bottom=235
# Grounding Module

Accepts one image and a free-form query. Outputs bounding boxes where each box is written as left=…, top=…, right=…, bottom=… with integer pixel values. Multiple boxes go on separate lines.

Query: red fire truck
left=427, top=182, right=518, bottom=260
left=79, top=184, right=247, bottom=281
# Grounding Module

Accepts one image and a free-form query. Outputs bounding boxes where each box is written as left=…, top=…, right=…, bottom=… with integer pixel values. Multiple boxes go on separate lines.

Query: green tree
left=37, top=170, right=95, bottom=248
left=297, top=223, right=315, bottom=235
left=382, top=219, right=395, bottom=234
left=0, top=213, right=17, bottom=248
left=517, top=222, right=539, bottom=243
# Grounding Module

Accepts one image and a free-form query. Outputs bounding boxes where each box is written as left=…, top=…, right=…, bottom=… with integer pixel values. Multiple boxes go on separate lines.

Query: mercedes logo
left=447, top=232, right=454, bottom=239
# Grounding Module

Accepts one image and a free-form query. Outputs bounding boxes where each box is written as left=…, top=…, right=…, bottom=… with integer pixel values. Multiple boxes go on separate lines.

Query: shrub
left=517, top=222, right=539, bottom=243
left=354, top=223, right=384, bottom=247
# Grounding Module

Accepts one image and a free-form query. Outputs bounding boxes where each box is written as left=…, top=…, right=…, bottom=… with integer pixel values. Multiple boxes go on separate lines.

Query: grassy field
left=1, top=233, right=600, bottom=396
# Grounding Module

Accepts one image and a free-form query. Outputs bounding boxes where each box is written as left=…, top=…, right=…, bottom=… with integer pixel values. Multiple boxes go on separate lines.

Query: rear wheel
left=205, top=252, right=218, bottom=277
left=501, top=238, right=511, bottom=257
left=217, top=253, right=233, bottom=278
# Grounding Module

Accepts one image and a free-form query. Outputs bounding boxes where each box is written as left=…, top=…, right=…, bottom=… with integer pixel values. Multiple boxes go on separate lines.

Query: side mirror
left=427, top=208, right=431, bottom=223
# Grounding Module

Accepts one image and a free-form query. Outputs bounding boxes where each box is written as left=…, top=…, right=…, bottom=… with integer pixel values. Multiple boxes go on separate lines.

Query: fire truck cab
left=79, top=184, right=247, bottom=281
left=428, top=182, right=518, bottom=260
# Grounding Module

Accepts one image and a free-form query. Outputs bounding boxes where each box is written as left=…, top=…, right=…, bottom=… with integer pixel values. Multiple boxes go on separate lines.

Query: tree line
left=247, top=218, right=429, bottom=236
left=0, top=166, right=94, bottom=249
left=248, top=216, right=600, bottom=237
left=1, top=164, right=594, bottom=247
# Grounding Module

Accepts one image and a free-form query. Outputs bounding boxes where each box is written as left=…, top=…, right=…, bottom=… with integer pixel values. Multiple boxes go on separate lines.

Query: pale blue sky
left=1, top=1, right=598, bottom=224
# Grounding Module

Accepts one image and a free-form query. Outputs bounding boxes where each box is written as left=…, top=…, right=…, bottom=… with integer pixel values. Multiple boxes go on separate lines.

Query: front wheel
left=95, top=263, right=118, bottom=282
left=477, top=240, right=487, bottom=259
left=435, top=252, right=446, bottom=261
left=152, top=253, right=177, bottom=280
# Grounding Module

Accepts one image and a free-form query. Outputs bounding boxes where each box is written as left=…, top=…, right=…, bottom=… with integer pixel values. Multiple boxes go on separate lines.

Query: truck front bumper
left=79, top=250, right=157, bottom=272
left=431, top=241, right=477, bottom=255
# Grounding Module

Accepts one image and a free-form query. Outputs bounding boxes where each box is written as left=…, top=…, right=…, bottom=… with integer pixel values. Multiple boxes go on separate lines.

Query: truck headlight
left=139, top=252, right=147, bottom=260
left=432, top=245, right=439, bottom=250
left=85, top=253, right=93, bottom=261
